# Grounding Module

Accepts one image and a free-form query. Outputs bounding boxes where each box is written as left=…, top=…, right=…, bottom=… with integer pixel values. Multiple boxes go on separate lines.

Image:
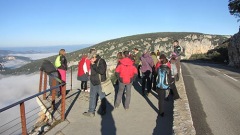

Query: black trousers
left=135, top=64, right=142, bottom=78
left=156, top=89, right=165, bottom=114
left=151, top=70, right=157, bottom=91
left=142, top=70, right=152, bottom=94
left=81, top=81, right=87, bottom=90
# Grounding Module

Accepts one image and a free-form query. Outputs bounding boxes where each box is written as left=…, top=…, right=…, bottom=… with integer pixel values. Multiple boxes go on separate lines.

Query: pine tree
left=228, top=0, right=240, bottom=18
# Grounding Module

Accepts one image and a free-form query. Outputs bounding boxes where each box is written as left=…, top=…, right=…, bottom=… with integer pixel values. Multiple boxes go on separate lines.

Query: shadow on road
left=65, top=89, right=81, bottom=118
left=133, top=77, right=174, bottom=135
left=99, top=99, right=116, bottom=135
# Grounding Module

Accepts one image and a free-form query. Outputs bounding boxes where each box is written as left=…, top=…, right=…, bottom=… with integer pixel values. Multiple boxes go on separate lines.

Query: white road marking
left=211, top=67, right=238, bottom=82
left=223, top=74, right=238, bottom=82
left=211, top=68, right=220, bottom=72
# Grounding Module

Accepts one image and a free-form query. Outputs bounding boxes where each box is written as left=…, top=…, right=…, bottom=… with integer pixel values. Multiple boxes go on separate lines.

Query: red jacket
left=155, top=61, right=171, bottom=71
left=115, top=57, right=137, bottom=84
left=78, top=56, right=91, bottom=77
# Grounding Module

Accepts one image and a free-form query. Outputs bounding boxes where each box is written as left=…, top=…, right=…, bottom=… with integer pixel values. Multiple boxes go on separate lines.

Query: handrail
left=0, top=69, right=70, bottom=135
left=0, top=83, right=65, bottom=113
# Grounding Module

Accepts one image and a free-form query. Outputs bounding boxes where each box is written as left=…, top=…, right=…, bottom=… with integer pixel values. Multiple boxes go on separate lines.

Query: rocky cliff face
left=87, top=32, right=230, bottom=72
left=92, top=32, right=229, bottom=60
left=228, top=33, right=240, bottom=67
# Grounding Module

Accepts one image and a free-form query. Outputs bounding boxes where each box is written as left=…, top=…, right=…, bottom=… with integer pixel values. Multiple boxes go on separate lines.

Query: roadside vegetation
left=189, top=44, right=229, bottom=64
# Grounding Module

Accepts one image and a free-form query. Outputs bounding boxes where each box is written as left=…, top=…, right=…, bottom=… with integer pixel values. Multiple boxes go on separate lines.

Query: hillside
left=1, top=32, right=230, bottom=75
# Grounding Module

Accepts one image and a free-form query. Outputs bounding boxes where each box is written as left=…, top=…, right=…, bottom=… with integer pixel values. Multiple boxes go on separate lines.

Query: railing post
left=71, top=67, right=72, bottom=91
left=20, top=102, right=27, bottom=135
left=51, top=78, right=56, bottom=110
left=39, top=70, right=43, bottom=93
left=43, top=72, right=47, bottom=100
left=61, top=84, right=66, bottom=120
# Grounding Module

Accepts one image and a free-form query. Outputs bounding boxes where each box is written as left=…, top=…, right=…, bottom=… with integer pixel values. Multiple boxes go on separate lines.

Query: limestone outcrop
left=228, top=33, right=240, bottom=67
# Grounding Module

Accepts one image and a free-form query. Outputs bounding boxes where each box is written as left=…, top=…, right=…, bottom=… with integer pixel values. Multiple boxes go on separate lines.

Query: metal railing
left=0, top=70, right=68, bottom=135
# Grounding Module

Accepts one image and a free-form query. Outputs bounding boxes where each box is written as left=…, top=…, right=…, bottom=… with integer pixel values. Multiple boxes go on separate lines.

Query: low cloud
left=0, top=73, right=41, bottom=108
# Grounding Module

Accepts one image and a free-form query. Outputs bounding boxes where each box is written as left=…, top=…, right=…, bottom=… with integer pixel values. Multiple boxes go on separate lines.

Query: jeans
left=115, top=82, right=132, bottom=109
left=88, top=82, right=106, bottom=112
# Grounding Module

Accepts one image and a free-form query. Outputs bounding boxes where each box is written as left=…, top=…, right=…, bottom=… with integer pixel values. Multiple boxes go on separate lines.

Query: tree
left=228, top=0, right=240, bottom=18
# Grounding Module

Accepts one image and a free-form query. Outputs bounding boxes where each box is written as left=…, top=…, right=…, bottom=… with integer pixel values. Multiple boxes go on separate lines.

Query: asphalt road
left=181, top=61, right=240, bottom=135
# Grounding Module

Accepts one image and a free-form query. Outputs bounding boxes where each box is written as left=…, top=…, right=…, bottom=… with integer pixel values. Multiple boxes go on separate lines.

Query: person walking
left=77, top=54, right=91, bottom=92
left=55, top=49, right=68, bottom=82
left=150, top=52, right=158, bottom=91
left=140, top=50, right=154, bottom=96
left=173, top=40, right=183, bottom=80
left=169, top=53, right=180, bottom=100
left=114, top=52, right=124, bottom=85
left=117, top=52, right=123, bottom=65
left=83, top=53, right=107, bottom=117
left=133, top=48, right=142, bottom=78
left=155, top=54, right=172, bottom=117
left=115, top=51, right=137, bottom=110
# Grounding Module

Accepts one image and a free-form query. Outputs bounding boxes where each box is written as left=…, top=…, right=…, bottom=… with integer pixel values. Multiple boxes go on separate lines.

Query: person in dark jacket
left=40, top=60, right=61, bottom=96
left=140, top=50, right=154, bottom=96
left=115, top=51, right=137, bottom=110
left=173, top=40, right=183, bottom=80
left=133, top=48, right=142, bottom=78
left=83, top=54, right=107, bottom=117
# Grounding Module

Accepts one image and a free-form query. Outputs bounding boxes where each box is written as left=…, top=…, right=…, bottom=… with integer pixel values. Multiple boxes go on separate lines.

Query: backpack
left=55, top=55, right=61, bottom=68
left=156, top=65, right=170, bottom=90
left=41, top=60, right=57, bottom=74
left=174, top=45, right=181, bottom=56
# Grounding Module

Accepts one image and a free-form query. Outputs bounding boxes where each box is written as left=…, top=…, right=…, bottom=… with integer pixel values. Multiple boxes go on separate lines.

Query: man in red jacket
left=115, top=51, right=137, bottom=110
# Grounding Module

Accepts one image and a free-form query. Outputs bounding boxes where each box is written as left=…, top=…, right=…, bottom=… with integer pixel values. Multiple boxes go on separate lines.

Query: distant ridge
left=1, top=32, right=230, bottom=75
left=0, top=44, right=91, bottom=53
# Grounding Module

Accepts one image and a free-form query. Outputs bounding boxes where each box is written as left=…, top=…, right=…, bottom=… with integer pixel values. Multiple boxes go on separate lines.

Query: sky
left=0, top=0, right=239, bottom=47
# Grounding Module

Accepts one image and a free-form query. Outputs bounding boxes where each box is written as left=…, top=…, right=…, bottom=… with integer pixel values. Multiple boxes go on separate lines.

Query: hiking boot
left=114, top=105, right=119, bottom=109
left=83, top=112, right=95, bottom=117
left=146, top=92, right=151, bottom=97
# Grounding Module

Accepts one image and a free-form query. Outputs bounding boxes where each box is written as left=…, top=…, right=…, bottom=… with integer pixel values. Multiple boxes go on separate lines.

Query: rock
left=228, top=33, right=240, bottom=68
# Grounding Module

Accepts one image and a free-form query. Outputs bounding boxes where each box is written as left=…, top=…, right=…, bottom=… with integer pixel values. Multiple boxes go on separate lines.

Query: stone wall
left=228, top=33, right=240, bottom=68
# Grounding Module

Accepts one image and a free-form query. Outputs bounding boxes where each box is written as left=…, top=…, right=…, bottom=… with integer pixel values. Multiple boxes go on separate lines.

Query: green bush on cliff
left=189, top=45, right=228, bottom=63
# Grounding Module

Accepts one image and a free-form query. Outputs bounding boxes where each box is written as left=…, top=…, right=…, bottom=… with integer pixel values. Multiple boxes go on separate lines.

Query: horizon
left=0, top=31, right=232, bottom=48
left=0, top=0, right=238, bottom=47
left=0, top=44, right=91, bottom=48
